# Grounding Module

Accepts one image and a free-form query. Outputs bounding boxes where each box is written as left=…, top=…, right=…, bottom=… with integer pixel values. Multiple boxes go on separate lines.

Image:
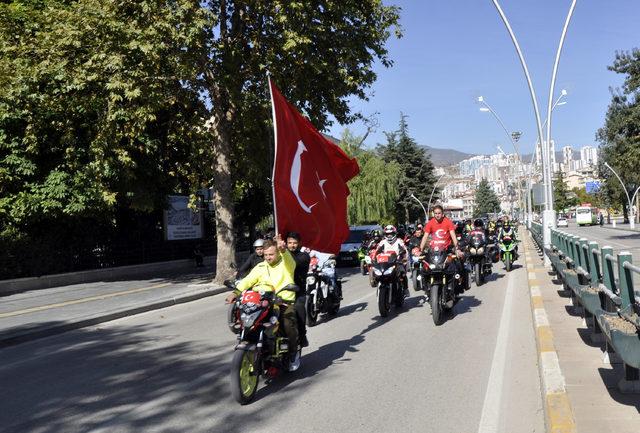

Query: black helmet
left=455, top=221, right=465, bottom=234
left=473, top=219, right=484, bottom=228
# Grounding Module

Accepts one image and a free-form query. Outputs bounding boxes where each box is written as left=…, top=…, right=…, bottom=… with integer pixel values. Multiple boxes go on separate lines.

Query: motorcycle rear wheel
left=378, top=283, right=391, bottom=317
left=230, top=349, right=259, bottom=405
left=227, top=303, right=241, bottom=334
left=430, top=284, right=443, bottom=326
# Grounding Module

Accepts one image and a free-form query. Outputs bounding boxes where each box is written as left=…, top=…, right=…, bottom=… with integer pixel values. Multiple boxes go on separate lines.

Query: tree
left=553, top=171, right=572, bottom=213
left=339, top=129, right=400, bottom=225
left=193, top=1, right=401, bottom=281
left=377, top=114, right=437, bottom=223
left=597, top=48, right=640, bottom=223
left=473, top=179, right=500, bottom=217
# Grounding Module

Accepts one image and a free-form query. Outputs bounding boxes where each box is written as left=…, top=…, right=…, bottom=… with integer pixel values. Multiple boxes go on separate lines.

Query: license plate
left=342, top=256, right=354, bottom=261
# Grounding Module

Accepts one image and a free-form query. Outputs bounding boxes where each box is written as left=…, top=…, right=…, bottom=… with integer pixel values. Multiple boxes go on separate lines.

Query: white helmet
left=253, top=239, right=265, bottom=248
left=383, top=225, right=397, bottom=242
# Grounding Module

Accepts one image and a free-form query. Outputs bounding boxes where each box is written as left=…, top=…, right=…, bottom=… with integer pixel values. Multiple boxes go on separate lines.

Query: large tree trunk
left=210, top=111, right=237, bottom=283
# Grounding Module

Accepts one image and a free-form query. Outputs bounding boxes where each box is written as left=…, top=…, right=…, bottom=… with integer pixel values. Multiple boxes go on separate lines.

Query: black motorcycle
left=467, top=232, right=492, bottom=287
left=305, top=255, right=341, bottom=326
left=372, top=252, right=405, bottom=317
left=423, top=246, right=459, bottom=325
left=410, top=246, right=424, bottom=291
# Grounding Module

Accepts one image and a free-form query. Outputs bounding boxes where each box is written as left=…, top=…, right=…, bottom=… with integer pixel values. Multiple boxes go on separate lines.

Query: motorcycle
left=305, top=255, right=341, bottom=326
left=423, top=246, right=459, bottom=326
left=372, top=252, right=405, bottom=317
left=227, top=285, right=299, bottom=405
left=358, top=247, right=368, bottom=275
left=499, top=235, right=518, bottom=272
left=410, top=247, right=424, bottom=291
left=467, top=233, right=492, bottom=287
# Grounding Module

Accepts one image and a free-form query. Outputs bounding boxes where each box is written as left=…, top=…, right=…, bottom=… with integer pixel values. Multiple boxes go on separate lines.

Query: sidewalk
left=523, top=233, right=640, bottom=433
left=0, top=268, right=229, bottom=348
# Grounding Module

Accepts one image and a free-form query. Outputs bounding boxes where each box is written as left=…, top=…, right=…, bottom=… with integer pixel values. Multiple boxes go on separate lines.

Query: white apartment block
left=580, top=146, right=598, bottom=166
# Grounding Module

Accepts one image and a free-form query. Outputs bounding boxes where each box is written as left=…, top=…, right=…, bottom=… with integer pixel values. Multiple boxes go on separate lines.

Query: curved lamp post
left=490, top=0, right=577, bottom=266
left=604, top=162, right=636, bottom=229
left=410, top=193, right=428, bottom=223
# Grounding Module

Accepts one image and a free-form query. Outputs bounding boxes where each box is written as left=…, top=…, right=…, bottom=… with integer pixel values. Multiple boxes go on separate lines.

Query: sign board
left=164, top=195, right=203, bottom=240
left=532, top=183, right=545, bottom=206
left=585, top=181, right=601, bottom=195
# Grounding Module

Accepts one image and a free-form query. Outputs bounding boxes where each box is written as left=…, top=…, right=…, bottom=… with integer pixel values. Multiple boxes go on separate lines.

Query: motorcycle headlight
left=383, top=266, right=395, bottom=275
left=306, top=276, right=316, bottom=285
left=373, top=268, right=382, bottom=276
left=469, top=247, right=476, bottom=254
left=429, top=264, right=436, bottom=270
left=241, top=310, right=261, bottom=328
left=477, top=247, right=484, bottom=254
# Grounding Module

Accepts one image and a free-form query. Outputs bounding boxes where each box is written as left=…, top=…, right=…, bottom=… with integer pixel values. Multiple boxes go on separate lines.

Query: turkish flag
left=269, top=79, right=359, bottom=254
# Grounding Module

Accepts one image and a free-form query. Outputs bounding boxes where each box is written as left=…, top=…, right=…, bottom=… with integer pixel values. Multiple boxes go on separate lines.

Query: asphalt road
left=1, top=263, right=544, bottom=433
left=559, top=223, right=640, bottom=257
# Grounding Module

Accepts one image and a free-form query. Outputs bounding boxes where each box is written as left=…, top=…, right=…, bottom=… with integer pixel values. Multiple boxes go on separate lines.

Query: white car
left=557, top=217, right=568, bottom=227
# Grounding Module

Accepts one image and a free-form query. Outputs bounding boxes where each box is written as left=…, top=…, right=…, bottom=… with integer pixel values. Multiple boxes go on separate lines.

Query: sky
left=327, top=0, right=640, bottom=158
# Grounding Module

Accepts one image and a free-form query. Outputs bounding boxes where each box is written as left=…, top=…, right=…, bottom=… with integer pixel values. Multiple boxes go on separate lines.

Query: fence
left=530, top=225, right=640, bottom=393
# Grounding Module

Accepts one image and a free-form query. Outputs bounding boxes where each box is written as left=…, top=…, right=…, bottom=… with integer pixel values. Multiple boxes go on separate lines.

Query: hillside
left=421, top=145, right=475, bottom=167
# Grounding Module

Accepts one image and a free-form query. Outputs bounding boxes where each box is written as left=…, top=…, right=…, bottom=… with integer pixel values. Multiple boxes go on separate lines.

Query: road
left=560, top=223, right=640, bottom=257
left=1, top=264, right=544, bottom=433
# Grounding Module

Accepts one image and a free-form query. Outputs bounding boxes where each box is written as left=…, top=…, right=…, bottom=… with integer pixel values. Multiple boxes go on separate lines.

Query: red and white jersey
left=376, top=238, right=408, bottom=257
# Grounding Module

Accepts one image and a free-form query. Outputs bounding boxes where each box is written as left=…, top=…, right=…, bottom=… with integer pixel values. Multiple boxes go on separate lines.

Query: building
left=580, top=146, right=598, bottom=167
left=459, top=155, right=491, bottom=177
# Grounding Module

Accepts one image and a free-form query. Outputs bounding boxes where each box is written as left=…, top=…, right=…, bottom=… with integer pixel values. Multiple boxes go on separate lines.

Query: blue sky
left=328, top=0, right=640, bottom=157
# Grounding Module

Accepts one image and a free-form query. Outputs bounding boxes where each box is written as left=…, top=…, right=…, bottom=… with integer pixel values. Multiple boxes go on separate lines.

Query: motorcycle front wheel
left=360, top=261, right=367, bottom=276
left=505, top=254, right=512, bottom=272
left=474, top=262, right=482, bottom=287
left=378, top=283, right=391, bottom=317
left=430, top=284, right=443, bottom=326
left=411, top=269, right=419, bottom=291
left=230, top=349, right=259, bottom=405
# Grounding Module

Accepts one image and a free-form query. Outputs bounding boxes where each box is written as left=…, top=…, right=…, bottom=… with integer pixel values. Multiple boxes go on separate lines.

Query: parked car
left=557, top=216, right=568, bottom=227
left=338, top=225, right=380, bottom=266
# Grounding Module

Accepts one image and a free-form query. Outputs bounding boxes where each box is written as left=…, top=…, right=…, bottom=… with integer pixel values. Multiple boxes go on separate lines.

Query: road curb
left=523, top=232, right=577, bottom=433
left=0, top=285, right=230, bottom=349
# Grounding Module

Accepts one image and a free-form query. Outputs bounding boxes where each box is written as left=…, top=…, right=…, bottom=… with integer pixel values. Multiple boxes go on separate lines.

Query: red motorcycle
left=227, top=286, right=299, bottom=404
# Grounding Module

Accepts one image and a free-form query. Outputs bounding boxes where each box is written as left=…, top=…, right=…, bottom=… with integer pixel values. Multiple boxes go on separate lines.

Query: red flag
left=269, top=79, right=359, bottom=254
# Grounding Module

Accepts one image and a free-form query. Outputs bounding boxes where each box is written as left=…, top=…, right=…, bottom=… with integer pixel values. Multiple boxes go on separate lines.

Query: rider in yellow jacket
left=226, top=237, right=299, bottom=347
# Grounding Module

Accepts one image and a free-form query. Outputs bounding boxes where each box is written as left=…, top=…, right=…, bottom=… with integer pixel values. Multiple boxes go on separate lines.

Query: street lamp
left=490, top=0, right=577, bottom=266
left=428, top=173, right=448, bottom=216
left=410, top=193, right=428, bottom=223
left=477, top=95, right=525, bottom=218
left=604, top=162, right=636, bottom=229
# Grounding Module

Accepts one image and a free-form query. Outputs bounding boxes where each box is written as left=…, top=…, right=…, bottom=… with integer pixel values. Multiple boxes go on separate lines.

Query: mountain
left=420, top=145, right=475, bottom=167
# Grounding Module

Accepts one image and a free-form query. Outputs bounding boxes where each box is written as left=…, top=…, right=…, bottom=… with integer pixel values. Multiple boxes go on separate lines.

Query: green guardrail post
left=601, top=246, right=615, bottom=312
left=617, top=252, right=634, bottom=310
left=579, top=238, right=589, bottom=274
left=588, top=241, right=600, bottom=286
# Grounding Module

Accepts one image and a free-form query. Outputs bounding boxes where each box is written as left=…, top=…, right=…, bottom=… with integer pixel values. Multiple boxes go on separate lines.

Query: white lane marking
left=534, top=309, right=549, bottom=328
left=540, top=351, right=566, bottom=394
left=477, top=268, right=515, bottom=433
left=530, top=286, right=541, bottom=297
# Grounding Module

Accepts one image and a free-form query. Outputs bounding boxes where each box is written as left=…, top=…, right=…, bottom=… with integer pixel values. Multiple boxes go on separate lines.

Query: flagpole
left=267, top=74, right=280, bottom=237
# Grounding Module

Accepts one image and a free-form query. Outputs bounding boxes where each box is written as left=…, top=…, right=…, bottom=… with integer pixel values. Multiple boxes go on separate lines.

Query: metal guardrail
left=545, top=227, right=640, bottom=387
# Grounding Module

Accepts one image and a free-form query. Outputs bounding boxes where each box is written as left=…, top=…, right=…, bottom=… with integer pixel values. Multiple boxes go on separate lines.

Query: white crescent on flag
left=290, top=140, right=317, bottom=213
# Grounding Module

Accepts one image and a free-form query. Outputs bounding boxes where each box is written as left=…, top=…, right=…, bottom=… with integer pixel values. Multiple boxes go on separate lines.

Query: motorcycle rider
left=407, top=224, right=424, bottom=250
left=375, top=225, right=410, bottom=297
left=225, top=236, right=300, bottom=368
left=286, top=232, right=310, bottom=348
left=236, top=239, right=266, bottom=279
left=498, top=220, right=519, bottom=260
left=420, top=205, right=468, bottom=294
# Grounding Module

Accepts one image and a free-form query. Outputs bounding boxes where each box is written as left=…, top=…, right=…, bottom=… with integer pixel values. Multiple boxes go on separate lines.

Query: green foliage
left=339, top=129, right=400, bottom=225
left=553, top=171, right=573, bottom=212
left=376, top=114, right=436, bottom=223
left=473, top=179, right=500, bottom=217
left=597, top=48, right=640, bottom=218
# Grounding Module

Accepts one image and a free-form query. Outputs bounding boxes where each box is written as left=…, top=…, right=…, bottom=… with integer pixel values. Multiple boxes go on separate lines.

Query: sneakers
left=288, top=350, right=301, bottom=372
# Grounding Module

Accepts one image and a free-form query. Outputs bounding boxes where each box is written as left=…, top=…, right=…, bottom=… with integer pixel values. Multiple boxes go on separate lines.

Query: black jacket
left=236, top=253, right=264, bottom=279
left=290, top=249, right=310, bottom=290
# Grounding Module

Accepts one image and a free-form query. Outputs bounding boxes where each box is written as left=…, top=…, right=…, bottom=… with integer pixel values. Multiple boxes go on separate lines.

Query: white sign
left=164, top=195, right=203, bottom=240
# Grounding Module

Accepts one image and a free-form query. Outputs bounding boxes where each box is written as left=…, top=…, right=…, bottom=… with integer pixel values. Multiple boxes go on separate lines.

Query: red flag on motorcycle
left=268, top=78, right=359, bottom=254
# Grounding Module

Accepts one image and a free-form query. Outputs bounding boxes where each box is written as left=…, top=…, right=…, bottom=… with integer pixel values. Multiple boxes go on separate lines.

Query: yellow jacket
left=235, top=249, right=297, bottom=302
